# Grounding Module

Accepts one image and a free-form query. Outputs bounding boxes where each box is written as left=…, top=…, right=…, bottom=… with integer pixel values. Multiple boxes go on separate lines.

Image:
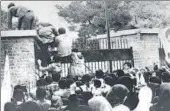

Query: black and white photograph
left=1, top=1, right=170, bottom=111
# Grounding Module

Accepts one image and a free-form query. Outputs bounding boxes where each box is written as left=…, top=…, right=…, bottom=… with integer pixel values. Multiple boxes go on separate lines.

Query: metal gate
left=61, top=37, right=134, bottom=77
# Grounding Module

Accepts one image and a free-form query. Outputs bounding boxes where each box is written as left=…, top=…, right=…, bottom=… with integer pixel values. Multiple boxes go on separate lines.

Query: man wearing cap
left=7, top=3, right=35, bottom=30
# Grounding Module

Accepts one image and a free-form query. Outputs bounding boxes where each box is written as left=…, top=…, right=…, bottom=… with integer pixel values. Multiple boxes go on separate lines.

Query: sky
left=1, top=1, right=79, bottom=39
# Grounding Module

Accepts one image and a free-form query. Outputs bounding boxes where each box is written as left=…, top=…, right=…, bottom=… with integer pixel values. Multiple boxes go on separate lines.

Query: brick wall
left=1, top=30, right=36, bottom=87
left=126, top=33, right=160, bottom=69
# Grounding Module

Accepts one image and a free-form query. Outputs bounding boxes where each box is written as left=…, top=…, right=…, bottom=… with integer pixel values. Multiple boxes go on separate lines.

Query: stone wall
left=94, top=28, right=161, bottom=69
left=1, top=30, right=37, bottom=87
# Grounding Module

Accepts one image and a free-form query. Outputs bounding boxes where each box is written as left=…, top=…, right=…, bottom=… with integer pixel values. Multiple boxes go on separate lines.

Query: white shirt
left=112, top=104, right=130, bottom=111
left=55, top=34, right=73, bottom=57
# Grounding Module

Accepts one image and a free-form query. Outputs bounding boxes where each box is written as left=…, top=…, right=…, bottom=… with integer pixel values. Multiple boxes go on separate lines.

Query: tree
left=56, top=1, right=132, bottom=38
left=57, top=1, right=170, bottom=39
left=129, top=1, right=170, bottom=28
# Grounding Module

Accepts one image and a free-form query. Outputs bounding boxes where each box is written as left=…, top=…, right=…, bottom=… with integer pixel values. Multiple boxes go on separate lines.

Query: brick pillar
left=1, top=30, right=37, bottom=87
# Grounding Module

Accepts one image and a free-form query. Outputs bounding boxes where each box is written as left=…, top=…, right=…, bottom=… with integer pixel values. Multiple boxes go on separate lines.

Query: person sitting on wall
left=35, top=23, right=58, bottom=67
left=7, top=3, right=35, bottom=30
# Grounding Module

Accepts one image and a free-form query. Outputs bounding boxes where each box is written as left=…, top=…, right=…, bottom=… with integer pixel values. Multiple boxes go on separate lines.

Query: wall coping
left=88, top=28, right=160, bottom=40
left=1, top=30, right=37, bottom=38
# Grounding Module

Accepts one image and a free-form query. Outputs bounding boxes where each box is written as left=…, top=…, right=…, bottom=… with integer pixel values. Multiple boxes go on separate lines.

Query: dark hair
left=104, top=76, right=115, bottom=86
left=45, top=76, right=53, bottom=85
left=58, top=28, right=66, bottom=34
left=114, top=69, right=125, bottom=78
left=58, top=79, right=66, bottom=89
left=81, top=74, right=91, bottom=84
left=66, top=79, right=74, bottom=88
left=143, top=72, right=152, bottom=83
left=116, top=76, right=134, bottom=92
left=153, top=65, right=158, bottom=71
left=95, top=70, right=104, bottom=79
left=161, top=72, right=170, bottom=82
left=36, top=78, right=46, bottom=87
left=14, top=85, right=27, bottom=92
left=156, top=68, right=166, bottom=80
left=72, top=48, right=79, bottom=52
left=13, top=89, right=24, bottom=101
left=93, top=79, right=101, bottom=88
left=8, top=3, right=15, bottom=9
left=123, top=62, right=132, bottom=68
left=4, top=102, right=17, bottom=111
left=149, top=77, right=161, bottom=84
left=76, top=81, right=83, bottom=87
left=36, top=87, right=46, bottom=100
left=52, top=74, right=61, bottom=82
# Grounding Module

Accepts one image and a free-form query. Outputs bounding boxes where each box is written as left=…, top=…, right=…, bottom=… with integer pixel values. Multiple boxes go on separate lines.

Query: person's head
left=157, top=83, right=170, bottom=109
left=13, top=89, right=24, bottom=101
left=143, top=71, right=152, bottom=83
left=4, top=102, right=17, bottom=111
left=51, top=95, right=63, bottom=108
left=8, top=3, right=15, bottom=9
left=72, top=48, right=79, bottom=53
left=88, top=96, right=112, bottom=111
left=154, top=64, right=158, bottom=71
left=58, top=28, right=66, bottom=35
left=69, top=94, right=81, bottom=108
left=14, top=85, right=27, bottom=92
left=66, top=78, right=74, bottom=88
left=36, top=87, right=46, bottom=100
left=95, top=70, right=104, bottom=79
left=52, top=74, right=61, bottom=82
left=58, top=79, right=66, bottom=89
left=123, top=62, right=132, bottom=70
left=114, top=69, right=125, bottom=78
left=45, top=76, right=53, bottom=85
left=21, top=101, right=41, bottom=111
left=81, top=74, right=91, bottom=84
left=116, top=76, right=134, bottom=92
left=156, top=68, right=166, bottom=79
left=93, top=79, right=101, bottom=88
left=104, top=76, right=115, bottom=86
left=106, top=84, right=129, bottom=107
left=76, top=81, right=83, bottom=87
left=82, top=92, right=93, bottom=105
left=149, top=76, right=161, bottom=85
left=161, top=72, right=170, bottom=83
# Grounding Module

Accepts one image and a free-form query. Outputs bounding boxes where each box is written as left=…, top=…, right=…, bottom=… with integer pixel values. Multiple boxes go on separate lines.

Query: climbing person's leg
left=22, top=11, right=35, bottom=30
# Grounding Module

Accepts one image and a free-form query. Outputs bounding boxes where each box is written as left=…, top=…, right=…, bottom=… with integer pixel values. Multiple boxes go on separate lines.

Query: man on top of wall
left=7, top=3, right=35, bottom=30
left=36, top=23, right=58, bottom=67
left=53, top=28, right=74, bottom=63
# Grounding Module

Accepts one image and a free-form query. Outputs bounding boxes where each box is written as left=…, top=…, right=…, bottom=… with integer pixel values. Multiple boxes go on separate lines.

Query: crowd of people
left=4, top=61, right=170, bottom=111
left=4, top=2, right=170, bottom=111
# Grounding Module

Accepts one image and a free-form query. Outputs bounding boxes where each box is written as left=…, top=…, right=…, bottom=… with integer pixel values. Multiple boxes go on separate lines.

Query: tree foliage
left=56, top=1, right=170, bottom=39
left=56, top=1, right=132, bottom=38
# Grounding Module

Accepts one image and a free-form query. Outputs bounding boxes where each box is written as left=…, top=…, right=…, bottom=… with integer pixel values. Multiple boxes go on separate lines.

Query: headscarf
left=88, top=96, right=112, bottom=111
